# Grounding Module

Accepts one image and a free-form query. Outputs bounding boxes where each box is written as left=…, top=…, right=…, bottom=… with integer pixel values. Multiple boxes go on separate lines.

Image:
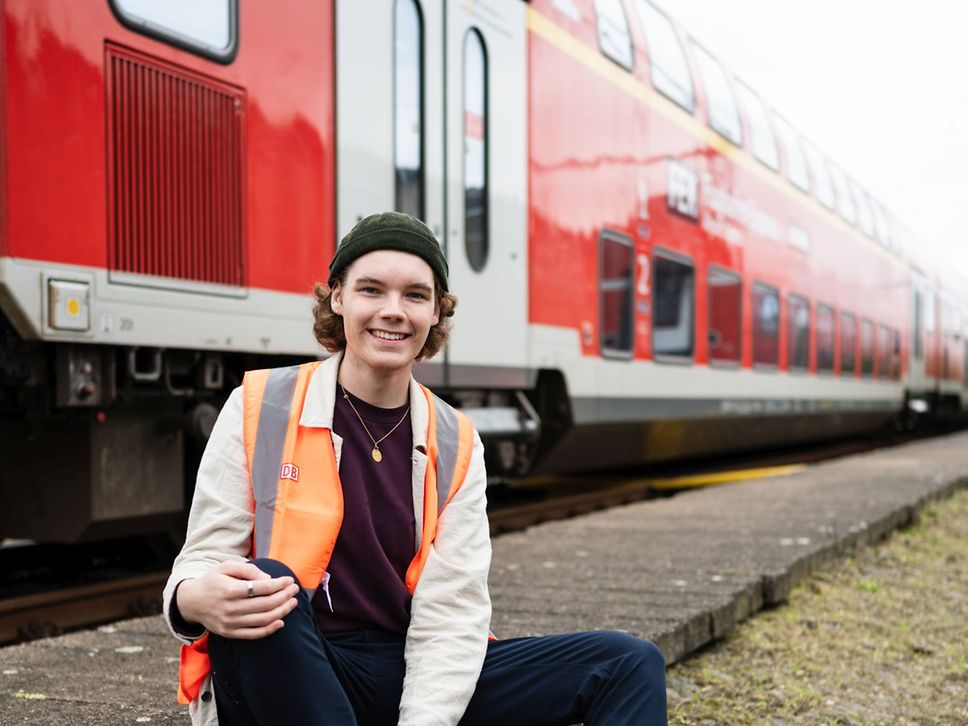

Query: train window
left=634, top=1, right=695, bottom=112
left=394, top=0, right=424, bottom=219
left=801, top=139, right=836, bottom=210
left=600, top=231, right=635, bottom=357
left=653, top=250, right=695, bottom=359
left=878, top=324, right=893, bottom=380
left=464, top=28, right=489, bottom=272
left=691, top=43, right=742, bottom=145
left=109, top=0, right=237, bottom=62
left=817, top=303, right=835, bottom=372
left=593, top=0, right=634, bottom=70
left=788, top=294, right=810, bottom=371
left=827, top=161, right=857, bottom=224
left=752, top=283, right=780, bottom=367
left=848, top=179, right=875, bottom=238
left=708, top=267, right=741, bottom=364
left=735, top=82, right=778, bottom=169
left=871, top=199, right=891, bottom=248
left=860, top=318, right=875, bottom=377
left=771, top=113, right=810, bottom=192
left=840, top=311, right=857, bottom=375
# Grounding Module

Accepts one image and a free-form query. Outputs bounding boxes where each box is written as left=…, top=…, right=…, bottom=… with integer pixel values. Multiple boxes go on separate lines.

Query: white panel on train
left=336, top=1, right=391, bottom=228
left=336, top=0, right=445, bottom=236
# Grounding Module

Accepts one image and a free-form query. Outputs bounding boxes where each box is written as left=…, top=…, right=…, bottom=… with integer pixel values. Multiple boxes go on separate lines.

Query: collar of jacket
left=297, top=351, right=434, bottom=546
left=298, top=351, right=432, bottom=454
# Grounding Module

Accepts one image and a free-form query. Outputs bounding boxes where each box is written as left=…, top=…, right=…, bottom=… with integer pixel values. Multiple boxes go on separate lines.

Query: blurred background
left=654, top=0, right=968, bottom=279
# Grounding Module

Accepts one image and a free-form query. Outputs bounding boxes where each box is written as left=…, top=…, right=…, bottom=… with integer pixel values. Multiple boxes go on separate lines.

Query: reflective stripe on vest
left=177, top=362, right=475, bottom=704
left=244, top=362, right=342, bottom=593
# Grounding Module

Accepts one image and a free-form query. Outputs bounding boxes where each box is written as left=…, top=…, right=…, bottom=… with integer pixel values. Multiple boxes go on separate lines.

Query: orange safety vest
left=177, top=361, right=474, bottom=704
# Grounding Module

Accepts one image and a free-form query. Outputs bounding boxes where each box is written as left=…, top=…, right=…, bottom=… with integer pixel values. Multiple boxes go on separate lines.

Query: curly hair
left=312, top=270, right=457, bottom=360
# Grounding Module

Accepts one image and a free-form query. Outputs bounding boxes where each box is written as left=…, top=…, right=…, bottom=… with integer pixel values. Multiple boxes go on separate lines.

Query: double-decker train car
left=1, top=0, right=966, bottom=542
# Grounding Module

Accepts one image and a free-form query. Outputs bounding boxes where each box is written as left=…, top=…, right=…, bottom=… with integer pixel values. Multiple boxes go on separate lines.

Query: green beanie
left=328, top=212, right=449, bottom=291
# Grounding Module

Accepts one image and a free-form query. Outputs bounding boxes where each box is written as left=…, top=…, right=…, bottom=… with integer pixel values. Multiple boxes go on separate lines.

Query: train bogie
left=0, top=396, right=184, bottom=541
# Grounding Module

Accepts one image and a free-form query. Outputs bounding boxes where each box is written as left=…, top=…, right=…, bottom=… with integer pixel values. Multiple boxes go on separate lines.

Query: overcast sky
left=649, top=0, right=968, bottom=282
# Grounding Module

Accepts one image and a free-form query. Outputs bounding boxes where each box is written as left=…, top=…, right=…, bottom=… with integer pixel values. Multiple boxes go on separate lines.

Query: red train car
left=524, top=0, right=967, bottom=471
left=1, top=0, right=966, bottom=542
left=0, top=0, right=337, bottom=540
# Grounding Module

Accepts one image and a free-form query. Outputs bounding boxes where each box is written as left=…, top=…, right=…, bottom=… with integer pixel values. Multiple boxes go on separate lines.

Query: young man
left=163, top=212, right=667, bottom=725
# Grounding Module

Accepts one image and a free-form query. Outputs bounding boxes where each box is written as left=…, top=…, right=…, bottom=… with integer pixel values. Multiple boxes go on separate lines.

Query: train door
left=336, top=0, right=528, bottom=386
left=907, top=273, right=933, bottom=400
left=940, top=296, right=964, bottom=403
left=335, top=0, right=446, bottom=368
left=439, top=1, right=528, bottom=384
left=963, top=327, right=968, bottom=409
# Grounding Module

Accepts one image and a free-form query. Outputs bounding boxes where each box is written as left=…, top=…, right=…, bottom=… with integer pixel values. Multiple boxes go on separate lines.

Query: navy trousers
left=207, top=559, right=667, bottom=725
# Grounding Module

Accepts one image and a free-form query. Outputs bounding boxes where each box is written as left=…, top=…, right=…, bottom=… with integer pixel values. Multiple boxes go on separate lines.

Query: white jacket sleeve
left=398, top=432, right=492, bottom=726
left=162, top=387, right=253, bottom=645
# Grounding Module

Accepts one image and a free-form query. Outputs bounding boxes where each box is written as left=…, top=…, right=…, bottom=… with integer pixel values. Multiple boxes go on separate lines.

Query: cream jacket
left=162, top=353, right=492, bottom=726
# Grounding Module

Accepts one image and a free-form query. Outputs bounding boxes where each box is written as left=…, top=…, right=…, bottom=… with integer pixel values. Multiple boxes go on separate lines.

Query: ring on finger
left=246, top=581, right=255, bottom=599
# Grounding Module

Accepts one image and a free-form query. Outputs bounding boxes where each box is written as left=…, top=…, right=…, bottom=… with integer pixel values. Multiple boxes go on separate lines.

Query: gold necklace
left=339, top=384, right=410, bottom=463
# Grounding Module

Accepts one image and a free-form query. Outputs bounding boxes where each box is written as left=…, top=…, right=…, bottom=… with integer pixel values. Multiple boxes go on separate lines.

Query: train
left=1, top=0, right=966, bottom=543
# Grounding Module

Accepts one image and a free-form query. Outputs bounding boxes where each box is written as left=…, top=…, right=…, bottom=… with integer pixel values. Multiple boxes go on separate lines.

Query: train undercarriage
left=4, top=307, right=963, bottom=544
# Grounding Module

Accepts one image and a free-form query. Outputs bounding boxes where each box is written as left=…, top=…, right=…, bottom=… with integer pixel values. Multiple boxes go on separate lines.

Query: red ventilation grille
left=106, top=45, right=245, bottom=287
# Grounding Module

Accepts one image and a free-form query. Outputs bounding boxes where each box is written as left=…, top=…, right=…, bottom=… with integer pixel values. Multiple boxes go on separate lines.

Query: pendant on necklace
left=371, top=447, right=383, bottom=463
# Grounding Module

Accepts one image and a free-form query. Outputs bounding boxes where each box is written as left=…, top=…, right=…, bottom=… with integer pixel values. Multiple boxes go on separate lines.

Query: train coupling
left=459, top=391, right=541, bottom=477
left=907, top=398, right=929, bottom=414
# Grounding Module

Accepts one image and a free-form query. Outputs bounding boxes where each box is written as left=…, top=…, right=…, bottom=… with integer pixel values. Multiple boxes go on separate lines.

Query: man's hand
left=175, top=561, right=300, bottom=639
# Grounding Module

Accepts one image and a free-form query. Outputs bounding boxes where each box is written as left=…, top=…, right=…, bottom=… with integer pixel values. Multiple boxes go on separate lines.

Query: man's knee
left=249, top=557, right=297, bottom=581
left=634, top=639, right=666, bottom=677
left=245, top=558, right=313, bottom=617
left=596, top=631, right=666, bottom=673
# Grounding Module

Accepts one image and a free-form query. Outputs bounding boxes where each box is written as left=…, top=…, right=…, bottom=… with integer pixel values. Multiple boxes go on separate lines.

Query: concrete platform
left=3, top=431, right=968, bottom=724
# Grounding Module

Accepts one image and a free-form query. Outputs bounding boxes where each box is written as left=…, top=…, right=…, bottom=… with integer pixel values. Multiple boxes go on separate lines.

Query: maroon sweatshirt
left=312, top=387, right=416, bottom=635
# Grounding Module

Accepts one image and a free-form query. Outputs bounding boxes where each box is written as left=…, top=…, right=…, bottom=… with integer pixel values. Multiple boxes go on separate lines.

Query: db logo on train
left=280, top=463, right=300, bottom=482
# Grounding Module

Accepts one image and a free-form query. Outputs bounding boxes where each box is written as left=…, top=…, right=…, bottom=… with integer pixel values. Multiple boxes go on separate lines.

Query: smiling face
left=331, top=249, right=441, bottom=380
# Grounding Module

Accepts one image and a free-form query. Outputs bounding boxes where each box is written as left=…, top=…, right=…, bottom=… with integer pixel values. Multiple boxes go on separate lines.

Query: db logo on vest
left=280, top=463, right=300, bottom=482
